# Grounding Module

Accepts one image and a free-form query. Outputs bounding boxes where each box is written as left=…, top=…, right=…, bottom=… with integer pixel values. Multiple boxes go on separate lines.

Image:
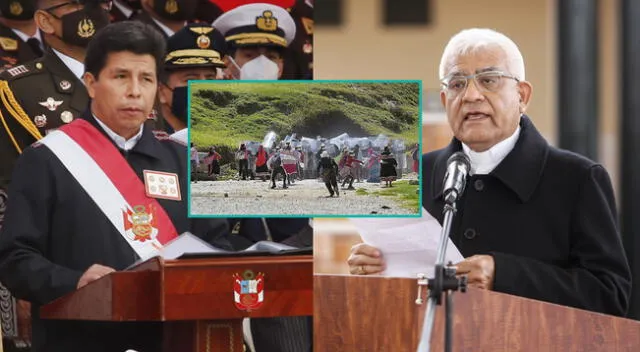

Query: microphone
left=442, top=152, right=471, bottom=205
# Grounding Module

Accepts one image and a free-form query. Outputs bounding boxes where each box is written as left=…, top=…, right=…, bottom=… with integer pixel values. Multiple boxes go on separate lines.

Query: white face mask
left=229, top=55, right=280, bottom=80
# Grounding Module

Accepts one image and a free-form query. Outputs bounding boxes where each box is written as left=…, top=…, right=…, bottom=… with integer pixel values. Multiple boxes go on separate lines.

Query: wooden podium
left=314, top=274, right=640, bottom=352
left=40, top=255, right=313, bottom=352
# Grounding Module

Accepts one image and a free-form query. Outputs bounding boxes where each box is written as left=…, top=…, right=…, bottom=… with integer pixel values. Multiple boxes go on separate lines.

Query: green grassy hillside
left=189, top=81, right=420, bottom=149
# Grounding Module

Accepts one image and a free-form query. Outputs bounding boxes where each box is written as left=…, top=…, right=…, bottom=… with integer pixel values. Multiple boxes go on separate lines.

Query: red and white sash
left=39, top=119, right=179, bottom=260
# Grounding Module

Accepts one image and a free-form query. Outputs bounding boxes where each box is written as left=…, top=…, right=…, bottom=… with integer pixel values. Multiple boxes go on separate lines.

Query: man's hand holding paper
left=348, top=208, right=464, bottom=279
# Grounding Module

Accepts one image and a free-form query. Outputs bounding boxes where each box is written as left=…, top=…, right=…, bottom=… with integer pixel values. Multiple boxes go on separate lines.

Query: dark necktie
left=26, top=38, right=43, bottom=57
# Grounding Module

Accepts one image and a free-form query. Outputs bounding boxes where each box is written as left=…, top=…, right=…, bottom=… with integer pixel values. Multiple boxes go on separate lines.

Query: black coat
left=0, top=112, right=230, bottom=351
left=422, top=116, right=631, bottom=317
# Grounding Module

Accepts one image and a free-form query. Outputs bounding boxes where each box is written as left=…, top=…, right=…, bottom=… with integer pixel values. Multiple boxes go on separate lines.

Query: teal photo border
left=186, top=79, right=423, bottom=219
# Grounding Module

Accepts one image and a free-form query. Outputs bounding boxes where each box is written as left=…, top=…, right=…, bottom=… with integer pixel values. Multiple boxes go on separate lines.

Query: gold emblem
left=9, top=1, right=23, bottom=16
left=301, top=17, right=313, bottom=35
left=60, top=110, right=73, bottom=123
left=197, top=35, right=210, bottom=49
left=130, top=205, right=154, bottom=242
left=256, top=10, right=278, bottom=32
left=35, top=62, right=43, bottom=70
left=165, top=0, right=178, bottom=14
left=77, top=18, right=96, bottom=38
left=189, top=27, right=213, bottom=49
left=190, top=27, right=213, bottom=35
left=0, top=37, right=18, bottom=51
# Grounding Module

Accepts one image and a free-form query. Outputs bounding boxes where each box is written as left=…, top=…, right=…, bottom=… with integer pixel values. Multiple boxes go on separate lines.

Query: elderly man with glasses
left=348, top=28, right=631, bottom=318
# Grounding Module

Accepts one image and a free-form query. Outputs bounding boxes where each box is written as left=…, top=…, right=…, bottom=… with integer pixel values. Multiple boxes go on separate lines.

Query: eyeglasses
left=440, top=71, right=520, bottom=98
left=43, top=0, right=112, bottom=13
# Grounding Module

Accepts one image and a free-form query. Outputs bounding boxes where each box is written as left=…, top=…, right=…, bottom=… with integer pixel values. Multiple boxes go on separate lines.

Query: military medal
left=77, top=18, right=96, bottom=38
left=33, top=114, right=47, bottom=128
left=303, top=41, right=312, bottom=54
left=9, top=1, right=23, bottom=16
left=165, top=0, right=178, bottom=14
left=39, top=97, right=63, bottom=111
left=143, top=170, right=181, bottom=201
left=233, top=270, right=265, bottom=311
left=59, top=80, right=71, bottom=91
left=60, top=110, right=73, bottom=123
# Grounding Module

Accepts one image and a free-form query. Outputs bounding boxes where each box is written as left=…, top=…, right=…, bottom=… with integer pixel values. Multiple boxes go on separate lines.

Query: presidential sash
left=39, top=119, right=179, bottom=260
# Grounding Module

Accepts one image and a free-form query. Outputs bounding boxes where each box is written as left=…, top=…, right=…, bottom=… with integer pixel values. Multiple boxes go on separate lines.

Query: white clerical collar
left=462, top=125, right=521, bottom=175
left=151, top=17, right=186, bottom=37
left=52, top=49, right=84, bottom=83
left=93, top=115, right=144, bottom=151
left=11, top=28, right=42, bottom=44
left=113, top=0, right=134, bottom=18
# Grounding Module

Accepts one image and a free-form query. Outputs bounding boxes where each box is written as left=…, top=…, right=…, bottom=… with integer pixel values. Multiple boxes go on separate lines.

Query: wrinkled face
left=440, top=46, right=532, bottom=152
left=84, top=51, right=157, bottom=139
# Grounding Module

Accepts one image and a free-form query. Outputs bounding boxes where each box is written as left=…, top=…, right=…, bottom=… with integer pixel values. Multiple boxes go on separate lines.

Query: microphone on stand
left=416, top=151, right=471, bottom=352
left=442, top=152, right=471, bottom=205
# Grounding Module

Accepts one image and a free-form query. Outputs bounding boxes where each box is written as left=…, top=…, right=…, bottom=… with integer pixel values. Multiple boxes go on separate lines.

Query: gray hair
left=439, top=28, right=525, bottom=81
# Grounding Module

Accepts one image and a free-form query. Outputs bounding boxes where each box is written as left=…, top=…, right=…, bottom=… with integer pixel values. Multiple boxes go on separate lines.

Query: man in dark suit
left=348, top=28, right=631, bottom=317
left=0, top=21, right=230, bottom=351
left=0, top=0, right=43, bottom=70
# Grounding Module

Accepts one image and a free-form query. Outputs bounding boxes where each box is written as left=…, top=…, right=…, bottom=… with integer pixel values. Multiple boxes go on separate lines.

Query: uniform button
left=463, top=228, right=477, bottom=240
left=474, top=179, right=484, bottom=191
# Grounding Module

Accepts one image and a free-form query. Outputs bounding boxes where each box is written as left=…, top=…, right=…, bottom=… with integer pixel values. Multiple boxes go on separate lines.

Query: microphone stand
left=416, top=201, right=467, bottom=352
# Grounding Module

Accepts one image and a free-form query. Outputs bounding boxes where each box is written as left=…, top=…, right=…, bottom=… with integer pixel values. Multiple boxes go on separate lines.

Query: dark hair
left=85, top=21, right=166, bottom=79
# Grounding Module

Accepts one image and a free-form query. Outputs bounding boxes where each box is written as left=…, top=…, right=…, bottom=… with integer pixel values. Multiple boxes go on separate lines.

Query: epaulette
left=0, top=37, right=17, bottom=51
left=0, top=80, right=43, bottom=151
left=0, top=58, right=43, bottom=81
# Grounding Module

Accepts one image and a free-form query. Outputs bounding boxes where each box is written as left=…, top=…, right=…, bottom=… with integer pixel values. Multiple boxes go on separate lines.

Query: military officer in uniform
left=213, top=2, right=296, bottom=80
left=0, top=0, right=112, bottom=224
left=137, top=0, right=198, bottom=38
left=159, top=22, right=227, bottom=134
left=0, top=0, right=44, bottom=70
left=282, top=0, right=312, bottom=79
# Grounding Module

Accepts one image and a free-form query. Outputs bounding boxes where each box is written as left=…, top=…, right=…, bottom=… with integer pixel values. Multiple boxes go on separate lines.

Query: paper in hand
left=349, top=208, right=464, bottom=278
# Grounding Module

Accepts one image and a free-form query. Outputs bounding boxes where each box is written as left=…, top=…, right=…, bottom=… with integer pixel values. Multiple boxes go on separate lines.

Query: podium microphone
left=417, top=151, right=470, bottom=352
left=442, top=152, right=471, bottom=205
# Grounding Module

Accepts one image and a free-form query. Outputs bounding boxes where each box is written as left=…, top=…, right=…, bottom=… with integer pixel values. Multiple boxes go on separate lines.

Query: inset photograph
left=188, top=81, right=421, bottom=216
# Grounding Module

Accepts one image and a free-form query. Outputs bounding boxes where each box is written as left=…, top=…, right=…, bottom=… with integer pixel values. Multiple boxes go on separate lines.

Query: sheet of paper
left=349, top=208, right=464, bottom=278
left=159, top=232, right=229, bottom=260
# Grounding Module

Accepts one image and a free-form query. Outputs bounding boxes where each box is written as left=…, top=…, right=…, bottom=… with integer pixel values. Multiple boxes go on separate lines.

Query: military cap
left=212, top=3, right=296, bottom=48
left=164, top=23, right=227, bottom=70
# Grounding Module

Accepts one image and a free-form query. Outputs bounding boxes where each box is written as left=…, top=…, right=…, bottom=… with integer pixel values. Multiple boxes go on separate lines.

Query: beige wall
left=315, top=0, right=556, bottom=140
left=315, top=0, right=621, bottom=194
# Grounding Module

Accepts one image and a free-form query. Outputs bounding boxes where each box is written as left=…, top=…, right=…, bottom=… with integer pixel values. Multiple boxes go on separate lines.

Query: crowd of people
left=192, top=135, right=419, bottom=196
